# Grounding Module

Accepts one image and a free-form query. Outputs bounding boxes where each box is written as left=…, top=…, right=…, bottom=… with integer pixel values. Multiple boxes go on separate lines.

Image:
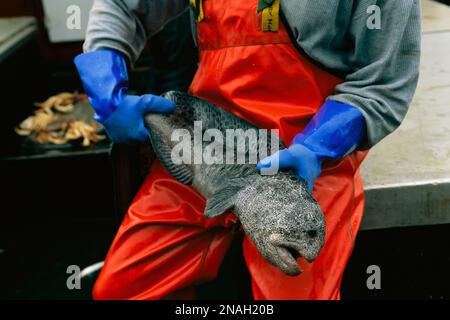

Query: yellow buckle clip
left=259, top=0, right=280, bottom=32
left=190, top=0, right=204, bottom=22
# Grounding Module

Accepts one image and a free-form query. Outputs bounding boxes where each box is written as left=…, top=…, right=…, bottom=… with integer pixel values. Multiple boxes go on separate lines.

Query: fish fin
left=204, top=183, right=244, bottom=218
left=148, top=129, right=193, bottom=185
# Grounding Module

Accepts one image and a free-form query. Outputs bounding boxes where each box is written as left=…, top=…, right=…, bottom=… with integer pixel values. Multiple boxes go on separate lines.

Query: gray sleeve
left=329, top=0, right=421, bottom=149
left=83, top=0, right=189, bottom=64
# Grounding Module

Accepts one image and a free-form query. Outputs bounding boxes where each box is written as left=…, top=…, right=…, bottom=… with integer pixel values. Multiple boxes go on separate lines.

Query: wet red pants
left=93, top=0, right=367, bottom=300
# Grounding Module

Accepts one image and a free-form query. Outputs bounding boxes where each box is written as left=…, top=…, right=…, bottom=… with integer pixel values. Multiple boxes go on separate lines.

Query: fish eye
left=306, top=229, right=317, bottom=238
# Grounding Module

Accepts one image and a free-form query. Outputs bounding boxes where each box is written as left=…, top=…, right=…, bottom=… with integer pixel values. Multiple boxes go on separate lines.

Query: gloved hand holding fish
left=144, top=91, right=325, bottom=276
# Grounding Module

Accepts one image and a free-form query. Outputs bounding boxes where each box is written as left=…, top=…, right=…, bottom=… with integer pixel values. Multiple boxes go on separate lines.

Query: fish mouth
left=270, top=239, right=321, bottom=276
left=274, top=246, right=302, bottom=276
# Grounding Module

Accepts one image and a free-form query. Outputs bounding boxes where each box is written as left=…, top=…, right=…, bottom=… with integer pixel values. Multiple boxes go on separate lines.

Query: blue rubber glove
left=257, top=100, right=366, bottom=191
left=74, top=49, right=176, bottom=144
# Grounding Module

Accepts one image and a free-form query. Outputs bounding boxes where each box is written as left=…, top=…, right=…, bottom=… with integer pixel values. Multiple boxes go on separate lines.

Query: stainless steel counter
left=0, top=17, right=37, bottom=64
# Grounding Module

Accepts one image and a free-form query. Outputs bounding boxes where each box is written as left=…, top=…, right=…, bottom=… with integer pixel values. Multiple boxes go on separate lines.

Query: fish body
left=144, top=91, right=325, bottom=276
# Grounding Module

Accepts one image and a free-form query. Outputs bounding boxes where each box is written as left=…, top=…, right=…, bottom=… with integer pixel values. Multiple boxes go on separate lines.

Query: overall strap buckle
left=190, top=0, right=204, bottom=22
left=257, top=0, right=280, bottom=32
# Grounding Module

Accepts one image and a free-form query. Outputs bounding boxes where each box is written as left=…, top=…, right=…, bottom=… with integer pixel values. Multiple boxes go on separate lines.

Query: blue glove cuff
left=74, top=50, right=129, bottom=123
left=292, top=99, right=366, bottom=162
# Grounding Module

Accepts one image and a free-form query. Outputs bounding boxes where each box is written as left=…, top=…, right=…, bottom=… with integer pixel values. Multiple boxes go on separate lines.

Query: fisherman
left=74, top=0, right=421, bottom=299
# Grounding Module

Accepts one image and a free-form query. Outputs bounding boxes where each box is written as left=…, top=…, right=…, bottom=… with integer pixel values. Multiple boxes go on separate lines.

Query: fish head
left=235, top=173, right=326, bottom=276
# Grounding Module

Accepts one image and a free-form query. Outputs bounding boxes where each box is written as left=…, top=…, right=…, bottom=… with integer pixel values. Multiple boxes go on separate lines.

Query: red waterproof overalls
left=93, top=0, right=367, bottom=300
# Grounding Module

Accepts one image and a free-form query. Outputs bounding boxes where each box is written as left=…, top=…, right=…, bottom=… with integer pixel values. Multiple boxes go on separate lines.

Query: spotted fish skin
left=144, top=91, right=325, bottom=276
